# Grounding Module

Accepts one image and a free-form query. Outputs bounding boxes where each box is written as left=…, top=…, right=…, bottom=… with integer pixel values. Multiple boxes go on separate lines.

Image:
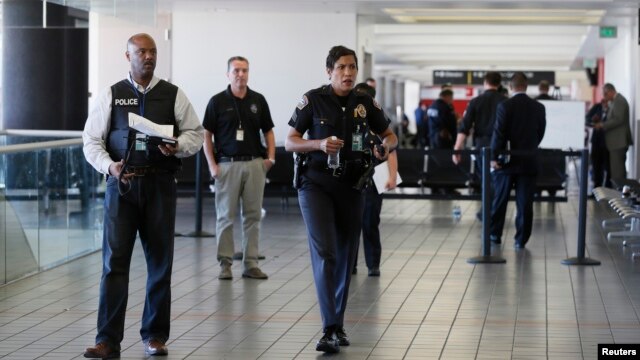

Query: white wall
left=88, top=12, right=171, bottom=110
left=404, top=80, right=420, bottom=133
left=357, top=15, right=375, bottom=83
left=172, top=12, right=357, bottom=144
left=604, top=25, right=636, bottom=177
left=604, top=26, right=633, bottom=104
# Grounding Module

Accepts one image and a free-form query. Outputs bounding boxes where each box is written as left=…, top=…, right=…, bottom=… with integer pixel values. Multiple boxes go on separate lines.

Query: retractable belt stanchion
left=561, top=148, right=600, bottom=265
left=178, top=150, right=215, bottom=238
left=467, top=147, right=506, bottom=264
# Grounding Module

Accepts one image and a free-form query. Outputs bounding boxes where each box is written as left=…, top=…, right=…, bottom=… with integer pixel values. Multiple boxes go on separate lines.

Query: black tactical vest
left=107, top=79, right=180, bottom=170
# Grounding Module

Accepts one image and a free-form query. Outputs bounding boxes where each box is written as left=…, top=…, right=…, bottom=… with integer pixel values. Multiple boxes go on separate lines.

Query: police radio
left=353, top=148, right=375, bottom=191
left=293, top=152, right=307, bottom=190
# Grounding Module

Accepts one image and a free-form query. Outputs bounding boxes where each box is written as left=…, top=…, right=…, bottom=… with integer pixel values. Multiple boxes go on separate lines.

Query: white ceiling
left=50, top=0, right=640, bottom=82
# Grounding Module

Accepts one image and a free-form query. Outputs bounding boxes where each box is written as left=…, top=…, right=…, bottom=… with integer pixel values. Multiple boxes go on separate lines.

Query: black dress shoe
left=368, top=268, right=380, bottom=277
left=336, top=327, right=350, bottom=346
left=144, top=339, right=168, bottom=356
left=352, top=266, right=357, bottom=274
left=490, top=235, right=501, bottom=244
left=476, top=211, right=483, bottom=222
left=316, top=331, right=340, bottom=353
left=514, top=242, right=525, bottom=250
left=84, top=342, right=120, bottom=359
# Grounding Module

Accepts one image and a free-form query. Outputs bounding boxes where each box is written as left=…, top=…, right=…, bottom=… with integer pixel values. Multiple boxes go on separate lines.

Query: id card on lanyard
left=130, top=78, right=148, bottom=151
left=352, top=104, right=368, bottom=152
left=232, top=97, right=244, bottom=142
left=352, top=128, right=363, bottom=151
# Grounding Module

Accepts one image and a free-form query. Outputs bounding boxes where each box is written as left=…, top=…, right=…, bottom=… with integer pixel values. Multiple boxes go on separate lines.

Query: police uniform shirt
left=288, top=85, right=388, bottom=167
left=427, top=98, right=457, bottom=146
left=458, top=89, right=506, bottom=145
left=202, top=85, right=274, bottom=159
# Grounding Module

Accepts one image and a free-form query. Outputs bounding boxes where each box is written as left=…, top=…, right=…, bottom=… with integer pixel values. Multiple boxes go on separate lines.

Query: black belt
left=125, top=166, right=173, bottom=177
left=218, top=155, right=261, bottom=163
left=307, top=160, right=365, bottom=178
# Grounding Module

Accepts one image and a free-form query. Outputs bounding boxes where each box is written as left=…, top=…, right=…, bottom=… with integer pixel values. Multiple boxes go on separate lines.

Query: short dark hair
left=510, top=72, right=528, bottom=89
left=440, top=89, right=453, bottom=98
left=603, top=83, right=616, bottom=93
left=484, top=71, right=502, bottom=87
left=354, top=82, right=376, bottom=98
left=326, top=45, right=358, bottom=70
left=538, top=80, right=550, bottom=92
left=227, top=56, right=249, bottom=71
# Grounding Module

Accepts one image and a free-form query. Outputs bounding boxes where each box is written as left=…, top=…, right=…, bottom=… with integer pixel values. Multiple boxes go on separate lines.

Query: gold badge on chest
left=355, top=104, right=367, bottom=118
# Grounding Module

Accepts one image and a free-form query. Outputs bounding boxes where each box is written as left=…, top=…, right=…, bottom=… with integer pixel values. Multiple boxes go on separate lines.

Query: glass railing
left=0, top=130, right=104, bottom=285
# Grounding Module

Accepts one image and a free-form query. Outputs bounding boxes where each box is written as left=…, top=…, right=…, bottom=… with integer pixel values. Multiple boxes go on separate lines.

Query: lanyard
left=231, top=97, right=243, bottom=130
left=129, top=83, right=147, bottom=116
left=128, top=74, right=148, bottom=116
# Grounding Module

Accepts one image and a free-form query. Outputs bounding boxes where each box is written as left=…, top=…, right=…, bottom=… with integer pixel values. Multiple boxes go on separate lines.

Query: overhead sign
left=433, top=70, right=555, bottom=86
left=599, top=26, right=617, bottom=38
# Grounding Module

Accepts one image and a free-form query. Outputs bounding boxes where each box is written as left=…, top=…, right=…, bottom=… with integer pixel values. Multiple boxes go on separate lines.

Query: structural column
left=2, top=0, right=89, bottom=130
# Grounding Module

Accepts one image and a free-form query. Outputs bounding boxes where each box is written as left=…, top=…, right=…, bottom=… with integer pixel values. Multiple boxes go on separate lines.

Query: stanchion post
left=467, top=147, right=506, bottom=264
left=180, top=150, right=215, bottom=238
left=562, top=148, right=599, bottom=265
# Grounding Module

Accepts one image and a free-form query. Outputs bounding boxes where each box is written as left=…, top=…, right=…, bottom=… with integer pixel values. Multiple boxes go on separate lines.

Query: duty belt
left=307, top=160, right=365, bottom=178
left=125, top=166, right=173, bottom=177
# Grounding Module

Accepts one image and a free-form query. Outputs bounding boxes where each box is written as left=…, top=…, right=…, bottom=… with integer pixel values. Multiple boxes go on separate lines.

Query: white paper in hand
left=372, top=161, right=403, bottom=194
left=128, top=113, right=174, bottom=139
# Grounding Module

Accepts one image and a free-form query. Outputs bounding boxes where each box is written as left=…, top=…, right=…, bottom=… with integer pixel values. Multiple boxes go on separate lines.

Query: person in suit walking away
left=594, top=83, right=632, bottom=181
left=489, top=72, right=546, bottom=249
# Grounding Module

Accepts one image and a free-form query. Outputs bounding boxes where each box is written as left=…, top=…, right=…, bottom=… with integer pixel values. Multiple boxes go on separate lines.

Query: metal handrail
left=0, top=129, right=83, bottom=154
left=0, top=129, right=82, bottom=137
left=0, top=138, right=83, bottom=154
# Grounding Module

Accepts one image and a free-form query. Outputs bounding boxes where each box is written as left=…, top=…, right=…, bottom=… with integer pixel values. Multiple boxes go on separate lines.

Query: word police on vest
left=598, top=344, right=639, bottom=359
left=115, top=98, right=139, bottom=106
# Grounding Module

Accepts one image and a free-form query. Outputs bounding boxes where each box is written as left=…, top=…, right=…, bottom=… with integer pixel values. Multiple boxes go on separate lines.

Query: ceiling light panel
left=384, top=8, right=605, bottom=25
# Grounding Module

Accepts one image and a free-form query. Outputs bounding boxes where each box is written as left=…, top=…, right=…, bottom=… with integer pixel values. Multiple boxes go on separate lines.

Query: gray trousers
left=608, top=147, right=628, bottom=181
left=214, top=158, right=266, bottom=270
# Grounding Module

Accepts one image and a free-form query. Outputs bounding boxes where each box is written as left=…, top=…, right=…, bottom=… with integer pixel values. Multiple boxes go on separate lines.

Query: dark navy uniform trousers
left=96, top=173, right=176, bottom=350
left=359, top=186, right=383, bottom=270
left=489, top=170, right=536, bottom=245
left=298, top=173, right=365, bottom=329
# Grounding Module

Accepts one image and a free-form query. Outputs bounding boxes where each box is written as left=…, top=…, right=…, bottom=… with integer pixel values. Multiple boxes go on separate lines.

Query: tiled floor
left=1, top=189, right=639, bottom=359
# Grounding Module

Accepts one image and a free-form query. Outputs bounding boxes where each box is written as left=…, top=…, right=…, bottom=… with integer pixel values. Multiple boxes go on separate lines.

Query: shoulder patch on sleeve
left=297, top=95, right=309, bottom=110
left=373, top=99, right=382, bottom=110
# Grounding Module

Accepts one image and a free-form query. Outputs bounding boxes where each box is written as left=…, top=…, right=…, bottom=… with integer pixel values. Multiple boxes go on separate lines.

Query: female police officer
left=285, top=45, right=397, bottom=353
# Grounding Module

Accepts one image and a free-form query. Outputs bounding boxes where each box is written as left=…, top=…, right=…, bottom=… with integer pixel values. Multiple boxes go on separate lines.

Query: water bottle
left=327, top=136, right=340, bottom=169
left=452, top=205, right=462, bottom=220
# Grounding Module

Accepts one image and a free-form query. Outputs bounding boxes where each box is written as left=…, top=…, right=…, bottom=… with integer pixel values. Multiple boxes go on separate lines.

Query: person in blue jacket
left=427, top=89, right=457, bottom=150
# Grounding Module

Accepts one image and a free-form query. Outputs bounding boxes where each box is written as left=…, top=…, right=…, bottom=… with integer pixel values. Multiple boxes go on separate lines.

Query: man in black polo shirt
left=203, top=56, right=275, bottom=280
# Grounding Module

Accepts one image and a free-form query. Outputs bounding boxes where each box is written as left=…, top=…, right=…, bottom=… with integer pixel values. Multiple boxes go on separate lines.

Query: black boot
left=316, top=326, right=340, bottom=353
